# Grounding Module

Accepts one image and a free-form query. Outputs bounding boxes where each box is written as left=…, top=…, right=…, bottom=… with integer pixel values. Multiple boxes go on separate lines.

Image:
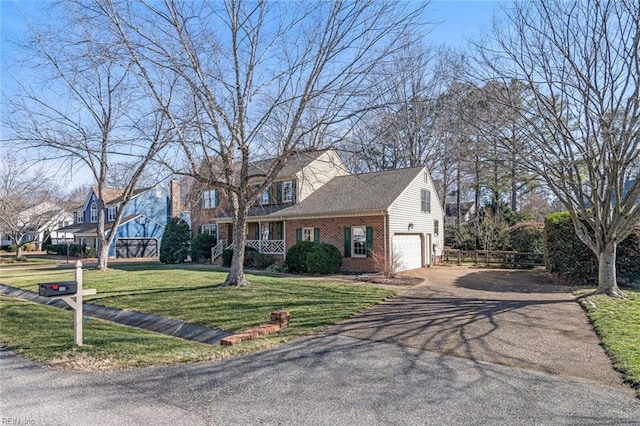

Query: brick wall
left=286, top=215, right=386, bottom=273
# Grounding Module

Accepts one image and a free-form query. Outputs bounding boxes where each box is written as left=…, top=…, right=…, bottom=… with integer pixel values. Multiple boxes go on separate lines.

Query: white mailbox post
left=39, top=260, right=97, bottom=346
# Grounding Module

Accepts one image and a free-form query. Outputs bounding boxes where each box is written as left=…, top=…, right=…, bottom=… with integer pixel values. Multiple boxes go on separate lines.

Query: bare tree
left=4, top=2, right=173, bottom=270
left=98, top=0, right=428, bottom=286
left=0, top=155, right=62, bottom=258
left=480, top=0, right=640, bottom=297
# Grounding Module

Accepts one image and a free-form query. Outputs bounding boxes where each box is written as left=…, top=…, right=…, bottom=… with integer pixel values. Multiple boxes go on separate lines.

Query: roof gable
left=269, top=166, right=425, bottom=217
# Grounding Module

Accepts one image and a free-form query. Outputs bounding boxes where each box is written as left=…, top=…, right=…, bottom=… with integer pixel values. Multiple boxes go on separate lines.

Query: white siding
left=296, top=150, right=349, bottom=202
left=387, top=168, right=445, bottom=266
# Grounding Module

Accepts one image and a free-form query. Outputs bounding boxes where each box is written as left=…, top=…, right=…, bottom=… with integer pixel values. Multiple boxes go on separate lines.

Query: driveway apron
left=328, top=266, right=625, bottom=387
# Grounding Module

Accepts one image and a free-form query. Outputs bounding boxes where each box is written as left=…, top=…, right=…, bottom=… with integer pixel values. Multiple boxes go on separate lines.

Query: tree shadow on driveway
left=326, top=267, right=625, bottom=387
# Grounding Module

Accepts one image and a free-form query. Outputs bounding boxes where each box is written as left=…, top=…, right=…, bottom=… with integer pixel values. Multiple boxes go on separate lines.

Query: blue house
left=61, top=180, right=182, bottom=258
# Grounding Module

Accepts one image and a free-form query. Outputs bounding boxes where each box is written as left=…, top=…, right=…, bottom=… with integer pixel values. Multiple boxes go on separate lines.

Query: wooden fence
left=442, top=249, right=544, bottom=269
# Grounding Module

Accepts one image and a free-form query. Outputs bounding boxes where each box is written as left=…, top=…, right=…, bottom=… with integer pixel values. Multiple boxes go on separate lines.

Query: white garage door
left=393, top=234, right=423, bottom=271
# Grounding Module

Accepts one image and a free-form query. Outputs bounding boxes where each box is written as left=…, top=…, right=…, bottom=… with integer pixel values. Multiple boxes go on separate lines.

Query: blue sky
left=0, top=0, right=502, bottom=187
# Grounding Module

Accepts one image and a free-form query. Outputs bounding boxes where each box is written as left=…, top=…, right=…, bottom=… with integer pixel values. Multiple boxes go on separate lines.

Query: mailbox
left=39, top=281, right=77, bottom=297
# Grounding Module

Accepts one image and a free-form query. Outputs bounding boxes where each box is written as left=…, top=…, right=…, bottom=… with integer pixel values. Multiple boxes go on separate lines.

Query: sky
left=0, top=0, right=502, bottom=189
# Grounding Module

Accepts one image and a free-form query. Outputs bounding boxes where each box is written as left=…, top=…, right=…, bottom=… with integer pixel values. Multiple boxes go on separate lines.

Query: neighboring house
left=59, top=180, right=180, bottom=258
left=193, top=149, right=445, bottom=272
left=445, top=201, right=477, bottom=226
left=0, top=203, right=73, bottom=250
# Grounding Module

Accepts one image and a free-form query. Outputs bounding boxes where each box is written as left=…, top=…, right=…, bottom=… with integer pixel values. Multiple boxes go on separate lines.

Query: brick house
left=192, top=149, right=444, bottom=273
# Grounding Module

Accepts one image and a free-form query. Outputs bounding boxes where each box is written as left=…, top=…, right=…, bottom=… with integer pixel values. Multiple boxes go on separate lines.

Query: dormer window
left=283, top=181, right=294, bottom=202
left=107, top=207, right=117, bottom=222
left=76, top=211, right=84, bottom=224
left=90, top=203, right=98, bottom=222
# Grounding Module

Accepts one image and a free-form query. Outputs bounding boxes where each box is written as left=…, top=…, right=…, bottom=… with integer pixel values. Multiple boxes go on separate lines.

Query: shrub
left=221, top=247, right=275, bottom=269
left=221, top=248, right=234, bottom=267
left=191, top=233, right=216, bottom=263
left=22, top=242, right=36, bottom=252
left=285, top=241, right=317, bottom=273
left=544, top=211, right=640, bottom=288
left=160, top=217, right=191, bottom=264
left=506, top=222, right=544, bottom=252
left=306, top=243, right=342, bottom=274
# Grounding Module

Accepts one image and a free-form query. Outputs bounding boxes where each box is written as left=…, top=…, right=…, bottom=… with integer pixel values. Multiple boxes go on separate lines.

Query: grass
left=0, top=253, right=60, bottom=266
left=579, top=288, right=640, bottom=396
left=0, top=264, right=397, bottom=369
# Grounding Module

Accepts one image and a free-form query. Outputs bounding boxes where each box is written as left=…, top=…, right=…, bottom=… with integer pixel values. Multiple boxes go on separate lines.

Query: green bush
left=221, top=247, right=275, bottom=269
left=544, top=211, right=640, bottom=288
left=506, top=222, right=544, bottom=252
left=285, top=241, right=317, bottom=273
left=47, top=244, right=86, bottom=256
left=221, top=248, right=234, bottom=267
left=191, top=233, right=216, bottom=263
left=160, top=218, right=191, bottom=264
left=306, top=243, right=342, bottom=274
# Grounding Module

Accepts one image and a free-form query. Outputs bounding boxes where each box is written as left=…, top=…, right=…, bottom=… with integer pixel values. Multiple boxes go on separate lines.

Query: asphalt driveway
left=2, top=266, right=639, bottom=425
left=330, top=266, right=623, bottom=386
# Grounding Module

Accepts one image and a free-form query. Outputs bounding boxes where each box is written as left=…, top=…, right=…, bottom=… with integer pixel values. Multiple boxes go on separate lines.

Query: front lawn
left=580, top=289, right=640, bottom=396
left=0, top=265, right=397, bottom=369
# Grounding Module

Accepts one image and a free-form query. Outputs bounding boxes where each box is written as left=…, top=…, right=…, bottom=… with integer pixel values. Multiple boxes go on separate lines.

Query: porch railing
left=211, top=239, right=285, bottom=260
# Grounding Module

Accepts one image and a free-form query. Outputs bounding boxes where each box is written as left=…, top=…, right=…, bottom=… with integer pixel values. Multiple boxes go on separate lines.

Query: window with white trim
left=283, top=181, right=293, bottom=202
left=107, top=207, right=116, bottom=222
left=76, top=211, right=84, bottom=224
left=202, top=190, right=218, bottom=209
left=90, top=203, right=98, bottom=222
left=201, top=223, right=217, bottom=239
left=261, top=189, right=270, bottom=204
left=302, top=227, right=314, bottom=241
left=434, top=219, right=439, bottom=236
left=352, top=226, right=366, bottom=258
left=421, top=189, right=431, bottom=213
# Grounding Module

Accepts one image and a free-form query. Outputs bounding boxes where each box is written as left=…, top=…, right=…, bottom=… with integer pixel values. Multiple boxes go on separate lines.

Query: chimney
left=170, top=179, right=180, bottom=218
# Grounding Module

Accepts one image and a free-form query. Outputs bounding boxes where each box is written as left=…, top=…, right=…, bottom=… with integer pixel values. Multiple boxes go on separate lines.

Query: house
left=59, top=180, right=181, bottom=258
left=0, top=203, right=73, bottom=250
left=192, top=149, right=445, bottom=272
left=445, top=201, right=477, bottom=226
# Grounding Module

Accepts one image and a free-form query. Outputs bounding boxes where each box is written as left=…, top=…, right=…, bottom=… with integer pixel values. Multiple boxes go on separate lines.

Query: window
left=302, top=227, right=314, bottom=241
left=107, top=207, right=116, bottom=222
left=90, top=203, right=98, bottom=222
left=139, top=216, right=146, bottom=225
left=421, top=189, right=431, bottom=213
left=202, top=190, right=218, bottom=209
left=76, top=211, right=84, bottom=224
left=261, top=189, right=270, bottom=204
left=352, top=226, right=366, bottom=258
left=283, top=181, right=294, bottom=202
left=201, top=223, right=217, bottom=239
left=434, top=220, right=439, bottom=236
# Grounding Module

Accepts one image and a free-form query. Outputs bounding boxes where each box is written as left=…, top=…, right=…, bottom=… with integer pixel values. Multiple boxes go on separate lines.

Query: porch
left=211, top=221, right=285, bottom=260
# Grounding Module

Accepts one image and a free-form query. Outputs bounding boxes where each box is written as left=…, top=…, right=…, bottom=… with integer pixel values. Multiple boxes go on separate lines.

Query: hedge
left=221, top=247, right=276, bottom=269
left=544, top=211, right=640, bottom=288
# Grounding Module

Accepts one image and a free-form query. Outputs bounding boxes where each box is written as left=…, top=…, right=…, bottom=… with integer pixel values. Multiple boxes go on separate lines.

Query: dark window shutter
left=254, top=224, right=260, bottom=240
left=314, top=228, right=320, bottom=242
left=276, top=182, right=283, bottom=203
left=296, top=228, right=302, bottom=242
left=344, top=227, right=351, bottom=257
left=214, top=190, right=219, bottom=208
left=366, top=226, right=373, bottom=257
left=292, top=180, right=297, bottom=203
left=277, top=222, right=283, bottom=240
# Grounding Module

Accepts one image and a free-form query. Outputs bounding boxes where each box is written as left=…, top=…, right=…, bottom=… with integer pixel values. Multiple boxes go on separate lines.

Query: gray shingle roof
left=248, top=150, right=328, bottom=179
left=268, top=166, right=425, bottom=218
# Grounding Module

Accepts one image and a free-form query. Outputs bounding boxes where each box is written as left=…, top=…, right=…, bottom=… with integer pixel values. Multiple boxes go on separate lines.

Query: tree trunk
left=98, top=242, right=109, bottom=270
left=224, top=206, right=250, bottom=287
left=594, top=243, right=625, bottom=298
left=14, top=243, right=22, bottom=259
